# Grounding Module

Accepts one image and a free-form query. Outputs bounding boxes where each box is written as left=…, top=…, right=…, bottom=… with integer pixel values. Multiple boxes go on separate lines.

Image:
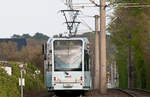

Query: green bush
left=0, top=68, right=20, bottom=97
left=0, top=62, right=44, bottom=97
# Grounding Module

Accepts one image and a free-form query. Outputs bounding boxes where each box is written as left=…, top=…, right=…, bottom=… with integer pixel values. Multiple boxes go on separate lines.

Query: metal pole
left=94, top=15, right=100, bottom=90
left=111, top=64, right=114, bottom=87
left=99, top=0, right=107, bottom=94
left=21, top=69, right=23, bottom=97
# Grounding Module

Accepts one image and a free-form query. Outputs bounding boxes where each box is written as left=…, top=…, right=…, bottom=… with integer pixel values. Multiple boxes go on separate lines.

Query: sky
left=0, top=0, right=110, bottom=38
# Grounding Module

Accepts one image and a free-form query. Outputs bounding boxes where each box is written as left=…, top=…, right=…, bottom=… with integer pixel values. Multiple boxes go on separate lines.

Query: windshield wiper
left=64, top=71, right=69, bottom=75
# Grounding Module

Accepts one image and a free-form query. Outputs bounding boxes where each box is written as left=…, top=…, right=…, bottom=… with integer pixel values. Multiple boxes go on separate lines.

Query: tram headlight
left=53, top=77, right=61, bottom=82
left=75, top=76, right=83, bottom=83
left=75, top=79, right=80, bottom=83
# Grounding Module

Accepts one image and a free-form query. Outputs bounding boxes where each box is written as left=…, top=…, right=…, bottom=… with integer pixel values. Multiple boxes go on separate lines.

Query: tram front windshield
left=54, top=40, right=82, bottom=71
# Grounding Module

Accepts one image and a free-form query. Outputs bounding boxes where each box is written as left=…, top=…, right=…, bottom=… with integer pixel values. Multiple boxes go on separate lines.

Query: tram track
left=111, top=88, right=150, bottom=97
left=51, top=91, right=84, bottom=97
left=24, top=88, right=150, bottom=97
left=111, top=88, right=136, bottom=97
left=129, top=88, right=150, bottom=94
left=125, top=88, right=150, bottom=97
left=52, top=95, right=84, bottom=97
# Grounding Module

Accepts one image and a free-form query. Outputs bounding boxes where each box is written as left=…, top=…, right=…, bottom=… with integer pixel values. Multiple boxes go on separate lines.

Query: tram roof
left=47, top=37, right=89, bottom=44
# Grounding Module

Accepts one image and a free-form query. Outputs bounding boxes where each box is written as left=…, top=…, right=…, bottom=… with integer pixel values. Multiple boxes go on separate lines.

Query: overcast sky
left=0, top=0, right=110, bottom=38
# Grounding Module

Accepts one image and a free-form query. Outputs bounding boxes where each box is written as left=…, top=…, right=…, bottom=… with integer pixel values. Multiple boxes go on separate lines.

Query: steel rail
left=129, top=88, right=150, bottom=94
left=52, top=93, right=84, bottom=97
left=52, top=95, right=83, bottom=97
left=111, top=88, right=136, bottom=97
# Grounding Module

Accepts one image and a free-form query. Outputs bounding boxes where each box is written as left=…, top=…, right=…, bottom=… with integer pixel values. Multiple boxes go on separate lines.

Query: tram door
left=84, top=50, right=91, bottom=88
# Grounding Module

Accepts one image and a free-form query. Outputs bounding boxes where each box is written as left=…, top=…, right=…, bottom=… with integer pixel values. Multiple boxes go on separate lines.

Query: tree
left=33, top=32, right=49, bottom=40
left=0, top=41, right=18, bottom=61
left=22, top=34, right=31, bottom=38
left=11, top=34, right=21, bottom=38
left=108, top=0, right=150, bottom=89
left=11, top=32, right=49, bottom=41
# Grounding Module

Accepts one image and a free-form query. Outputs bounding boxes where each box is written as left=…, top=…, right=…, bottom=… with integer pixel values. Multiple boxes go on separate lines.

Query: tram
left=43, top=37, right=91, bottom=91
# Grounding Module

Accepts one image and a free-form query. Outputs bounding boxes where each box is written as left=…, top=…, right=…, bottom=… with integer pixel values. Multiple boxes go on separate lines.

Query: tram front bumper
left=53, top=83, right=84, bottom=90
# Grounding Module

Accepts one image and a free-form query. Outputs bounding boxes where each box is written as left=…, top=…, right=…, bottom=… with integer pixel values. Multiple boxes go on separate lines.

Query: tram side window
left=84, top=50, right=89, bottom=71
left=47, top=53, right=52, bottom=72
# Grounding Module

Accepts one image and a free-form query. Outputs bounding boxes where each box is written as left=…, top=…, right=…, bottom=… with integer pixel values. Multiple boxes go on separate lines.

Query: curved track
left=111, top=88, right=150, bottom=97
left=52, top=95, right=84, bottom=97
left=125, top=88, right=150, bottom=97
left=111, top=88, right=135, bottom=97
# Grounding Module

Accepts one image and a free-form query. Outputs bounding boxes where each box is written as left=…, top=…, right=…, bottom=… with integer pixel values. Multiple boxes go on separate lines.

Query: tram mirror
left=42, top=44, right=45, bottom=54
left=42, top=43, right=47, bottom=54
left=49, top=50, right=52, bottom=53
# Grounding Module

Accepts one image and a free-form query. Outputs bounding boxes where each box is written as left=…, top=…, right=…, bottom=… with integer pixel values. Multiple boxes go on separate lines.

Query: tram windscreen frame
left=54, top=40, right=83, bottom=71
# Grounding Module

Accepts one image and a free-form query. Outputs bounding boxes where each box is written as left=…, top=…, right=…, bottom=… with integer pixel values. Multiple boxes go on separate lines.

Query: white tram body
left=43, top=38, right=91, bottom=91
